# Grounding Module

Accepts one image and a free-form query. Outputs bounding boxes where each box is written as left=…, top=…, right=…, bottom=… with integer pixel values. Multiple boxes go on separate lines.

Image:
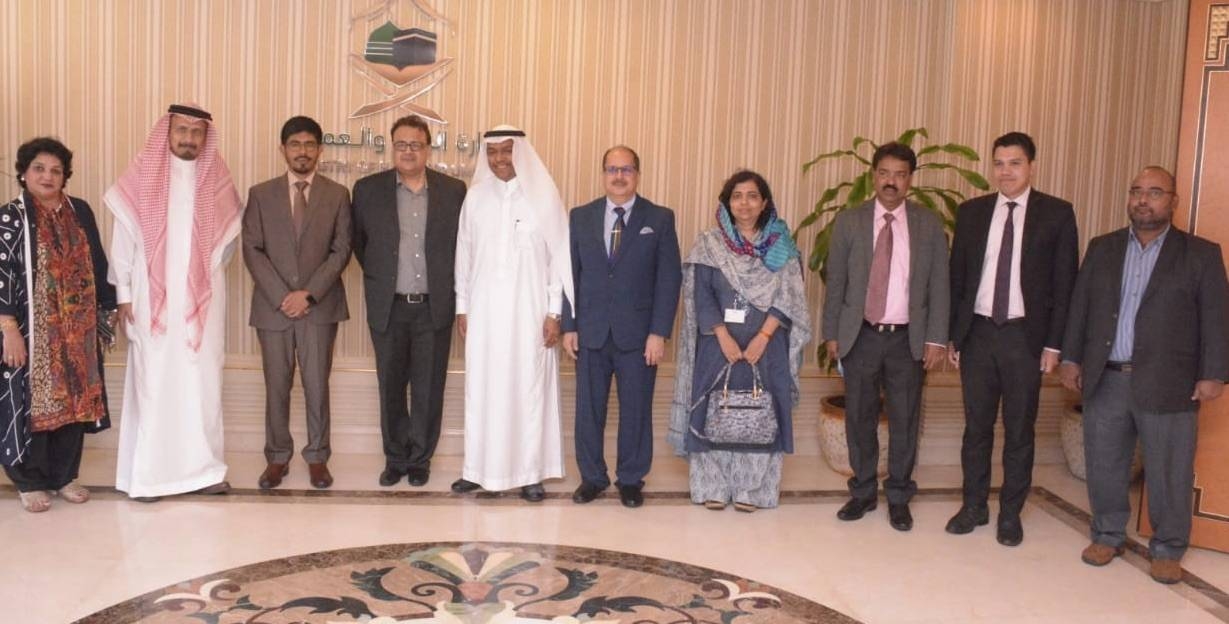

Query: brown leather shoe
left=1150, top=558, right=1183, bottom=584
left=196, top=481, right=231, bottom=495
left=308, top=463, right=333, bottom=489
left=258, top=463, right=288, bottom=490
left=1081, top=543, right=1124, bottom=566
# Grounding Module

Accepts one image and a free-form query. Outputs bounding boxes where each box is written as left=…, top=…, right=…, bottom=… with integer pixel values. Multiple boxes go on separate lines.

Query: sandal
left=19, top=490, right=51, bottom=513
left=734, top=502, right=758, bottom=513
left=704, top=500, right=727, bottom=511
left=57, top=482, right=90, bottom=504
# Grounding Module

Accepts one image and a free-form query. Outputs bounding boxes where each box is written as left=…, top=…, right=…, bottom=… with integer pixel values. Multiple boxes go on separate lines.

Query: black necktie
left=609, top=206, right=626, bottom=261
left=992, top=201, right=1017, bottom=325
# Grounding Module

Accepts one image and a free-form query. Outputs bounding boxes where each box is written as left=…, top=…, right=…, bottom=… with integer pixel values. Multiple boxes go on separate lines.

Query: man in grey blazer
left=1060, top=166, right=1227, bottom=584
left=243, top=116, right=353, bottom=490
left=822, top=142, right=949, bottom=531
left=352, top=115, right=467, bottom=488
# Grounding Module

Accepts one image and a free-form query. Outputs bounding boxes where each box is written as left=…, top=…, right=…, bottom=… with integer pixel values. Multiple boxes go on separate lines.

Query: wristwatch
left=306, top=294, right=318, bottom=306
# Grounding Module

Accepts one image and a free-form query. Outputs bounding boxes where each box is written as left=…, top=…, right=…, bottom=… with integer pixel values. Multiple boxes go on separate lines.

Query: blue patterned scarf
left=715, top=203, right=800, bottom=272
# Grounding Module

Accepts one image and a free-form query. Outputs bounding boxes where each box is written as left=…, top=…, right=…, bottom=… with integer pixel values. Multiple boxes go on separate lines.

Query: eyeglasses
left=1128, top=188, right=1173, bottom=201
left=285, top=140, right=320, bottom=152
left=393, top=141, right=427, bottom=153
left=604, top=165, right=637, bottom=176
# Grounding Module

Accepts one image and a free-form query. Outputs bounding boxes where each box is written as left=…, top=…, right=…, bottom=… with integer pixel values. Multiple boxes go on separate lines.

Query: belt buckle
left=405, top=293, right=426, bottom=304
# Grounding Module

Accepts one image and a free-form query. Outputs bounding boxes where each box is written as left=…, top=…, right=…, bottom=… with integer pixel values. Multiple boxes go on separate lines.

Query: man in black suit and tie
left=823, top=142, right=950, bottom=532
left=1061, top=166, right=1227, bottom=584
left=562, top=146, right=682, bottom=508
left=945, top=132, right=1078, bottom=546
left=352, top=115, right=467, bottom=488
left=243, top=116, right=353, bottom=490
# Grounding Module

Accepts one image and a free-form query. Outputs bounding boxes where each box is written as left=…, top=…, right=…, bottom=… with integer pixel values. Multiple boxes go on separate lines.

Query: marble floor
left=3, top=451, right=1228, bottom=623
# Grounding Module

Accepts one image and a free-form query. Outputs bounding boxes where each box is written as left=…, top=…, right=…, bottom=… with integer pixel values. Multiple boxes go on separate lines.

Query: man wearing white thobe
left=105, top=103, right=243, bottom=501
left=451, top=126, right=573, bottom=502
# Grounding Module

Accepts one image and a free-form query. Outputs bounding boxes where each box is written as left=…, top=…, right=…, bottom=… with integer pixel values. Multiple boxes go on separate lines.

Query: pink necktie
left=864, top=212, right=895, bottom=323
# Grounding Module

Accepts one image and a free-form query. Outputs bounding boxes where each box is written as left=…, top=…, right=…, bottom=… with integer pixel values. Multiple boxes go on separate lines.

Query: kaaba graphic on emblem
left=348, top=1, right=456, bottom=121
left=365, top=22, right=437, bottom=70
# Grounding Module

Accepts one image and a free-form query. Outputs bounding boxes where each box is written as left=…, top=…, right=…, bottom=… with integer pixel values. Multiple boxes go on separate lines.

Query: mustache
left=882, top=184, right=898, bottom=192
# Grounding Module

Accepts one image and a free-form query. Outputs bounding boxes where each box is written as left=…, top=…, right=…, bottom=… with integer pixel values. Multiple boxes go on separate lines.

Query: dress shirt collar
left=1128, top=224, right=1171, bottom=251
left=874, top=198, right=906, bottom=223
left=606, top=194, right=636, bottom=216
left=287, top=170, right=316, bottom=189
left=996, top=187, right=1031, bottom=209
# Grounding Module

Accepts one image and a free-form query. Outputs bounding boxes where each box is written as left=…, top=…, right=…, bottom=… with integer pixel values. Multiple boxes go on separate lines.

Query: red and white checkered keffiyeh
left=107, top=107, right=242, bottom=351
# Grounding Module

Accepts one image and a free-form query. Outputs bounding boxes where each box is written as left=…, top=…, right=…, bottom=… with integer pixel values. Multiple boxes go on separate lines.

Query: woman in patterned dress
left=1, top=137, right=116, bottom=512
left=668, top=170, right=812, bottom=512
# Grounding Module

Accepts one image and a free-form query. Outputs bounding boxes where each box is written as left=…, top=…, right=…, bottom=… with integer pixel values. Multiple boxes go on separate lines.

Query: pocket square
left=639, top=226, right=655, bottom=234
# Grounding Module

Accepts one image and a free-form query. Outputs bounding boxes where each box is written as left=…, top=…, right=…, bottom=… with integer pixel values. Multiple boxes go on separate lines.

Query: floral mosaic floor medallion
left=78, top=542, right=859, bottom=623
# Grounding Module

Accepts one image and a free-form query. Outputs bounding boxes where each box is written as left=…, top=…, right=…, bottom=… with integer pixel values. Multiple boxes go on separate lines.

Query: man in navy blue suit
left=562, top=145, right=682, bottom=508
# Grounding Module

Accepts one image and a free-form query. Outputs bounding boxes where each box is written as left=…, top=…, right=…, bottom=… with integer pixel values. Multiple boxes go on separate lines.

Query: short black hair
left=602, top=145, right=640, bottom=171
left=280, top=116, right=323, bottom=144
left=390, top=114, right=431, bottom=145
left=15, top=136, right=73, bottom=190
left=719, top=169, right=775, bottom=231
left=872, top=141, right=917, bottom=173
left=992, top=131, right=1037, bottom=162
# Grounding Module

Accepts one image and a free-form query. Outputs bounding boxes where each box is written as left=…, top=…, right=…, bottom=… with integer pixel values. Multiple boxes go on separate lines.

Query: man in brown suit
left=242, top=116, right=353, bottom=489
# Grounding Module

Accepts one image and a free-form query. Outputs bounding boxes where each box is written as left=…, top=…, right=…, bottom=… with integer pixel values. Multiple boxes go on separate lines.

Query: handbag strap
left=686, top=360, right=763, bottom=414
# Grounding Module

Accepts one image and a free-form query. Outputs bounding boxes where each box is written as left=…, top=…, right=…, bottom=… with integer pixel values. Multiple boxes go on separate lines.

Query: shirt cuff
left=1043, top=347, right=1061, bottom=355
left=455, top=297, right=468, bottom=315
left=116, top=285, right=133, bottom=305
left=925, top=342, right=946, bottom=349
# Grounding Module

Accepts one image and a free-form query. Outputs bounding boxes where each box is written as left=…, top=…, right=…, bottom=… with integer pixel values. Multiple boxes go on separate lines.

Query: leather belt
left=398, top=293, right=430, bottom=304
left=974, top=314, right=1026, bottom=326
left=864, top=320, right=908, bottom=333
left=1105, top=361, right=1133, bottom=372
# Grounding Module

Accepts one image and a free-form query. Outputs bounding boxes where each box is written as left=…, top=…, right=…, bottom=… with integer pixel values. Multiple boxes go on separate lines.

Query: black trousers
left=3, top=422, right=86, bottom=492
left=957, top=317, right=1041, bottom=517
left=842, top=324, right=923, bottom=505
left=370, top=298, right=452, bottom=472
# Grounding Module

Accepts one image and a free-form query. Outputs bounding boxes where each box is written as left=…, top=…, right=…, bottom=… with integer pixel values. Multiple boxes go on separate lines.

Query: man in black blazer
left=352, top=115, right=467, bottom=487
left=946, top=132, right=1078, bottom=546
left=562, top=145, right=682, bottom=508
left=1061, top=166, right=1227, bottom=584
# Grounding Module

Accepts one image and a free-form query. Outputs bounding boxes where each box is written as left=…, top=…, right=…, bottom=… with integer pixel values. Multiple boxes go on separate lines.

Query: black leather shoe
left=945, top=504, right=990, bottom=535
left=521, top=483, right=546, bottom=502
left=889, top=503, right=913, bottom=531
left=572, top=482, right=605, bottom=504
left=451, top=478, right=482, bottom=494
left=997, top=516, right=1024, bottom=547
left=379, top=467, right=405, bottom=487
left=618, top=484, right=644, bottom=508
left=407, top=467, right=430, bottom=487
left=837, top=497, right=877, bottom=521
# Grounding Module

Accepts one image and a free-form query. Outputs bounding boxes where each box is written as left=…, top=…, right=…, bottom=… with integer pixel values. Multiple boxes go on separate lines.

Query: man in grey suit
left=1060, top=166, right=1227, bottom=584
left=352, top=114, right=467, bottom=488
left=822, top=141, right=949, bottom=531
left=243, top=115, right=353, bottom=490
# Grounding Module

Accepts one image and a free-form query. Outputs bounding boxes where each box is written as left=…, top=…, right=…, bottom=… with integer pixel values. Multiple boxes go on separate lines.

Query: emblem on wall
left=348, top=0, right=454, bottom=121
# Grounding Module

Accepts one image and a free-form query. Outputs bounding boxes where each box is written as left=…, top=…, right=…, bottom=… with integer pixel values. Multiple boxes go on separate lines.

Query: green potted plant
left=797, top=127, right=990, bottom=475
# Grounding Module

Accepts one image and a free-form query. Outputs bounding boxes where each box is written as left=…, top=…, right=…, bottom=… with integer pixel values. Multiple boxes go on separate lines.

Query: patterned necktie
left=609, top=206, right=627, bottom=261
left=864, top=212, right=895, bottom=323
left=992, top=201, right=1018, bottom=325
left=293, top=180, right=309, bottom=236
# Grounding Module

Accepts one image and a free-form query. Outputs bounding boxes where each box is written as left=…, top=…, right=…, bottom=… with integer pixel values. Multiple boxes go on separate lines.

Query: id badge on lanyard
left=724, top=292, right=749, bottom=324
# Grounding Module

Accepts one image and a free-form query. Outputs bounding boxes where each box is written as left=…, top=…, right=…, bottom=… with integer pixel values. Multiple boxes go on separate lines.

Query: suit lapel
left=299, top=177, right=327, bottom=242
left=905, top=202, right=923, bottom=294
left=612, top=197, right=648, bottom=266
left=969, top=195, right=996, bottom=279
left=1021, top=191, right=1042, bottom=258
left=591, top=200, right=606, bottom=249
left=1140, top=228, right=1182, bottom=307
left=274, top=176, right=299, bottom=250
left=1105, top=230, right=1129, bottom=312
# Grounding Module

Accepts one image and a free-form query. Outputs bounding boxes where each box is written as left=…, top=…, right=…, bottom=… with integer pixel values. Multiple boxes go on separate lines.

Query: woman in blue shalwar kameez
left=668, top=170, right=811, bottom=511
